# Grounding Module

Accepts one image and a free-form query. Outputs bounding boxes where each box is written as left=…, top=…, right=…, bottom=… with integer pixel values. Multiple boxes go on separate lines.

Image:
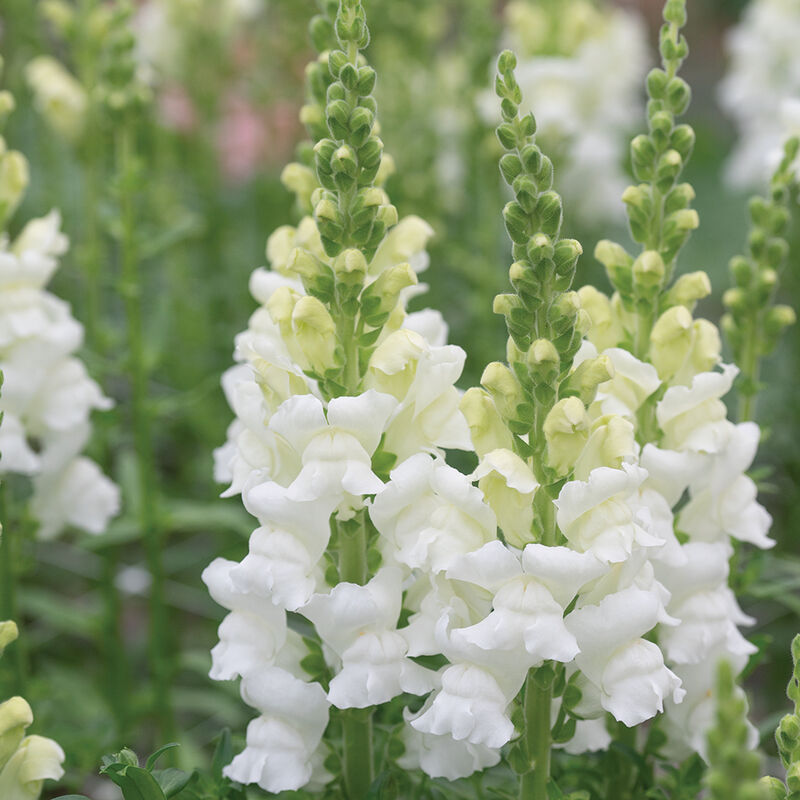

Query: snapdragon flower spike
left=722, top=137, right=798, bottom=421
left=208, top=1, right=474, bottom=794
left=0, top=66, right=119, bottom=540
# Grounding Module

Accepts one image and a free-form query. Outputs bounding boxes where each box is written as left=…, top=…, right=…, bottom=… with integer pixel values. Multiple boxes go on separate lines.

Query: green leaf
left=145, top=743, right=181, bottom=772
left=152, top=768, right=193, bottom=797
left=101, top=764, right=168, bottom=800
left=211, top=728, right=234, bottom=782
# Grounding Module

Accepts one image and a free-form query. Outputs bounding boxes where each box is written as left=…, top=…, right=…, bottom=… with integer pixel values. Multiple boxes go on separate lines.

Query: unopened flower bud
left=0, top=697, right=33, bottom=767
left=574, top=415, right=636, bottom=480
left=332, top=248, right=367, bottom=285
left=460, top=387, right=514, bottom=457
left=759, top=776, right=788, bottom=800
left=25, top=56, right=87, bottom=141
left=650, top=305, right=692, bottom=379
left=764, top=305, right=796, bottom=337
left=666, top=271, right=711, bottom=309
left=0, top=621, right=18, bottom=656
left=481, top=362, right=526, bottom=424
left=553, top=238, right=582, bottom=276
left=527, top=339, right=559, bottom=385
left=595, top=239, right=633, bottom=296
left=633, top=250, right=665, bottom=293
left=281, top=163, right=318, bottom=209
left=566, top=355, right=615, bottom=405
left=722, top=287, right=748, bottom=314
left=287, top=248, right=334, bottom=300
left=360, top=262, right=417, bottom=327
left=543, top=396, right=589, bottom=475
left=292, top=296, right=338, bottom=374
left=527, top=233, right=554, bottom=263
left=0, top=150, right=29, bottom=225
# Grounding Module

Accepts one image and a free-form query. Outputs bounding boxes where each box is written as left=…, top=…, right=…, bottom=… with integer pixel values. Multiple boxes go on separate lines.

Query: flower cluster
left=0, top=72, right=119, bottom=539
left=479, top=0, right=649, bottom=226
left=719, top=0, right=800, bottom=187
left=0, top=622, right=65, bottom=800
left=207, top=2, right=471, bottom=792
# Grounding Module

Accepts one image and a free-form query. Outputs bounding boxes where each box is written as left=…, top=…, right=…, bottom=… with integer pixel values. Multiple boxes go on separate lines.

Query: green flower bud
left=535, top=190, right=562, bottom=236
left=595, top=239, right=633, bottom=297
left=527, top=339, right=559, bottom=385
left=543, top=396, right=590, bottom=476
left=666, top=76, right=691, bottom=115
left=287, top=248, right=335, bottom=300
left=655, top=149, right=683, bottom=193
left=503, top=201, right=530, bottom=245
left=647, top=68, right=669, bottom=99
left=310, top=15, right=335, bottom=53
left=764, top=305, right=796, bottom=338
left=633, top=250, right=666, bottom=294
left=787, top=762, right=800, bottom=793
left=0, top=91, right=14, bottom=121
left=332, top=248, right=368, bottom=285
left=553, top=238, right=582, bottom=276
left=527, top=233, right=554, bottom=264
left=497, top=50, right=517, bottom=74
left=759, top=776, right=787, bottom=800
left=649, top=109, right=674, bottom=148
left=664, top=182, right=695, bottom=214
left=360, top=262, right=417, bottom=327
left=664, top=0, right=687, bottom=28
left=512, top=174, right=538, bottom=213
left=723, top=287, right=748, bottom=314
left=730, top=255, right=753, bottom=288
left=332, top=144, right=358, bottom=177
left=631, top=134, right=657, bottom=181
left=666, top=270, right=711, bottom=309
left=564, top=354, right=615, bottom=405
left=348, top=105, right=374, bottom=148
left=499, top=153, right=523, bottom=185
left=765, top=237, right=789, bottom=268
left=460, top=387, right=514, bottom=457
left=520, top=144, right=541, bottom=174
left=755, top=268, right=778, bottom=303
left=670, top=124, right=695, bottom=160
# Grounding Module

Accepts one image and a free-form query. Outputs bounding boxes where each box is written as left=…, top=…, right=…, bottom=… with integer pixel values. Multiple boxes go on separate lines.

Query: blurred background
left=0, top=0, right=797, bottom=795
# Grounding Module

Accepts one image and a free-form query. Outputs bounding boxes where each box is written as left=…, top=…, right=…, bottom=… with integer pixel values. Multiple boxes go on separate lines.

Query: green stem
left=0, top=484, right=24, bottom=695
left=338, top=514, right=373, bottom=798
left=100, top=545, right=129, bottom=735
left=608, top=721, right=637, bottom=800
left=519, top=671, right=552, bottom=800
left=737, top=318, right=759, bottom=422
left=116, top=122, right=174, bottom=743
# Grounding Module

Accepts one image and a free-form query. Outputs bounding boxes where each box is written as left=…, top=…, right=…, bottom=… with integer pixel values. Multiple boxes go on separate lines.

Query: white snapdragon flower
left=556, top=464, right=664, bottom=562
left=0, top=211, right=118, bottom=539
left=656, top=363, right=738, bottom=454
left=655, top=542, right=756, bottom=666
left=365, top=329, right=471, bottom=460
left=302, top=567, right=436, bottom=708
left=370, top=453, right=497, bottom=573
left=444, top=540, right=605, bottom=666
left=565, top=586, right=685, bottom=726
left=399, top=708, right=501, bottom=780
left=662, top=647, right=757, bottom=761
left=225, top=666, right=331, bottom=794
left=719, top=0, right=800, bottom=186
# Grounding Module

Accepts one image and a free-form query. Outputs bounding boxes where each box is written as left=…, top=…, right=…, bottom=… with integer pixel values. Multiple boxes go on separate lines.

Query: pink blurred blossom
left=216, top=94, right=268, bottom=183
left=157, top=84, right=198, bottom=133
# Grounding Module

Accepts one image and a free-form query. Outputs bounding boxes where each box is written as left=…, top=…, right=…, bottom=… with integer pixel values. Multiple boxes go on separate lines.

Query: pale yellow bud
left=0, top=92, right=14, bottom=119
left=633, top=250, right=665, bottom=290
left=594, top=240, right=632, bottom=272
left=566, top=355, right=615, bottom=404
left=475, top=449, right=538, bottom=549
left=574, top=415, right=636, bottom=480
left=577, top=286, right=624, bottom=351
left=650, top=305, right=693, bottom=381
left=0, top=621, right=18, bottom=656
left=25, top=56, right=87, bottom=141
left=333, top=248, right=368, bottom=283
left=291, top=296, right=338, bottom=374
left=0, top=697, right=32, bottom=769
left=266, top=225, right=297, bottom=273
left=375, top=153, right=396, bottom=186
left=280, top=163, right=317, bottom=209
left=506, top=337, right=526, bottom=365
left=0, top=150, right=29, bottom=224
left=369, top=215, right=434, bottom=275
left=528, top=338, right=559, bottom=366
left=666, top=271, right=711, bottom=309
left=460, top=387, right=514, bottom=457
left=481, top=362, right=524, bottom=422
left=543, top=396, right=590, bottom=475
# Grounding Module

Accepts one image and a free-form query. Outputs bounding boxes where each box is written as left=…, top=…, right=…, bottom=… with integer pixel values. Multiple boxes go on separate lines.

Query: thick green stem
left=338, top=514, right=373, bottom=798
left=100, top=545, right=129, bottom=734
left=116, top=123, right=173, bottom=743
left=342, top=708, right=374, bottom=800
left=0, top=485, right=24, bottom=695
left=519, top=671, right=552, bottom=800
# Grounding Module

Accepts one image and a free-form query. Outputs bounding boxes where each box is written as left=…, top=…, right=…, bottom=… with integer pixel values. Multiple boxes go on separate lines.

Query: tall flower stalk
left=208, top=1, right=471, bottom=796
